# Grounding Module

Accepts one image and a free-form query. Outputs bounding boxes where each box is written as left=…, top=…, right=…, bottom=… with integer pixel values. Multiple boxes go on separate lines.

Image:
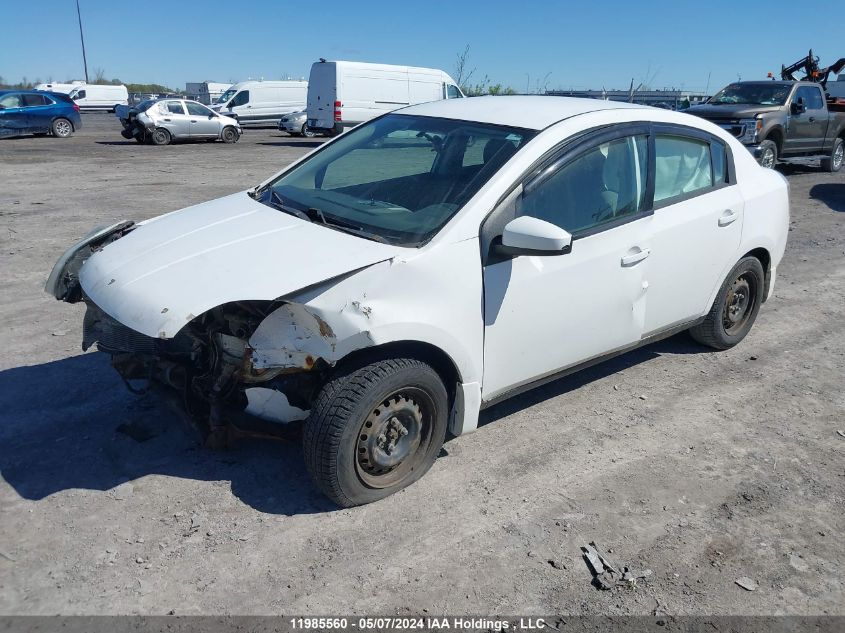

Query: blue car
left=0, top=90, right=82, bottom=139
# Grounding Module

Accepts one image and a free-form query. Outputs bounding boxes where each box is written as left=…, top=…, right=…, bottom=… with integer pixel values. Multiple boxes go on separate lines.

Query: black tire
left=301, top=124, right=316, bottom=138
left=759, top=139, right=777, bottom=169
left=221, top=126, right=239, bottom=143
left=151, top=128, right=171, bottom=146
left=134, top=136, right=145, bottom=144
left=820, top=137, right=844, bottom=172
left=303, top=358, right=448, bottom=507
left=51, top=118, right=73, bottom=138
left=689, top=256, right=765, bottom=350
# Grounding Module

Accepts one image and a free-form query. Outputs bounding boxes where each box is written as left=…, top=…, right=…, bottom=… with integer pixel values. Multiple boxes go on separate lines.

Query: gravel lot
left=0, top=113, right=843, bottom=616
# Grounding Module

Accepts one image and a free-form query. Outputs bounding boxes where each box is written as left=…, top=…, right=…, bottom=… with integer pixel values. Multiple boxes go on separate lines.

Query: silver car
left=117, top=98, right=242, bottom=145
left=278, top=110, right=317, bottom=137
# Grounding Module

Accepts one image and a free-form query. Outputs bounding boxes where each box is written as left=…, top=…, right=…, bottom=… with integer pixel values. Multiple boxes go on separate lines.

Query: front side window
left=185, top=101, right=213, bottom=116
left=794, top=86, right=824, bottom=110
left=654, top=135, right=713, bottom=203
left=447, top=84, right=462, bottom=99
left=258, top=114, right=535, bottom=245
left=0, top=93, right=22, bottom=109
left=217, top=88, right=237, bottom=104
left=73, top=90, right=86, bottom=100
left=230, top=91, right=249, bottom=107
left=519, top=135, right=648, bottom=234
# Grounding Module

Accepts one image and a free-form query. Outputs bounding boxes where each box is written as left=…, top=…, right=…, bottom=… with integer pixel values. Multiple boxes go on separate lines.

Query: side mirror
left=496, top=216, right=572, bottom=257
left=791, top=100, right=806, bottom=115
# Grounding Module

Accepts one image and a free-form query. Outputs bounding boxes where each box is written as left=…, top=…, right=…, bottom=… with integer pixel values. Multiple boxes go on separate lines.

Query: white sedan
left=47, top=96, right=789, bottom=506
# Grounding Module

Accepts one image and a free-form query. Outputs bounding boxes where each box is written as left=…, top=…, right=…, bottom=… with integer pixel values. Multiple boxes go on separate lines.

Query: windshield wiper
left=305, top=207, right=391, bottom=244
left=256, top=187, right=311, bottom=221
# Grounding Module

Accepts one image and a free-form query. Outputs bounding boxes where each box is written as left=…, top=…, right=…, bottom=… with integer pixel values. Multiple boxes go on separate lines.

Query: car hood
left=686, top=103, right=783, bottom=120
left=79, top=191, right=405, bottom=339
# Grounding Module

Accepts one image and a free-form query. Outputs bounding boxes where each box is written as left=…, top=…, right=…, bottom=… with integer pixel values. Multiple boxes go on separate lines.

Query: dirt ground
left=0, top=114, right=843, bottom=616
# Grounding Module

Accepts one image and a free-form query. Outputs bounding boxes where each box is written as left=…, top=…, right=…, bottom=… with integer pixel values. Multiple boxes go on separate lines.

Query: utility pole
left=76, top=0, right=89, bottom=83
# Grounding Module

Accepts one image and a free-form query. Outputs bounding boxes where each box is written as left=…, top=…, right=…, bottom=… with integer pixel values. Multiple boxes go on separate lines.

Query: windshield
left=257, top=114, right=536, bottom=246
left=709, top=83, right=791, bottom=105
left=216, top=88, right=237, bottom=104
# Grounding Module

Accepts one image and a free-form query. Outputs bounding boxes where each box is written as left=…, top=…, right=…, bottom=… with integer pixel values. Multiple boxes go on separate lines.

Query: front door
left=482, top=132, right=652, bottom=400
left=785, top=85, right=827, bottom=154
left=0, top=93, right=29, bottom=137
left=185, top=101, right=220, bottom=137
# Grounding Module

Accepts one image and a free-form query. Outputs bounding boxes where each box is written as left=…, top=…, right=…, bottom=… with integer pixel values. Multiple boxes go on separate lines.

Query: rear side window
left=520, top=135, right=648, bottom=235
left=166, top=101, right=185, bottom=115
left=22, top=94, right=48, bottom=106
left=654, top=135, right=713, bottom=203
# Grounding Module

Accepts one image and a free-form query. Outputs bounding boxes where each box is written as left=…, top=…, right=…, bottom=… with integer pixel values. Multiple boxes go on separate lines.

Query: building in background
left=185, top=81, right=232, bottom=105
left=546, top=88, right=710, bottom=110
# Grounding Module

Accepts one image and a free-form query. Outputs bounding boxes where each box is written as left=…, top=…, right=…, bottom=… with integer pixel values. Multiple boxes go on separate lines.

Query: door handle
left=808, top=116, right=816, bottom=123
left=620, top=248, right=650, bottom=266
left=718, top=209, right=738, bottom=227
left=190, top=119, right=197, bottom=123
left=163, top=118, right=171, bottom=121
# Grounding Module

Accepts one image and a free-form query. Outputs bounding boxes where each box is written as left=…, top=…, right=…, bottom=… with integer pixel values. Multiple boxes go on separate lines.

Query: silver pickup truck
left=687, top=81, right=845, bottom=171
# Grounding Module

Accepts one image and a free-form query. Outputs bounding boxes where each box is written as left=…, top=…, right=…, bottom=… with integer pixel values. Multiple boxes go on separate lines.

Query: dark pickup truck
left=687, top=81, right=845, bottom=172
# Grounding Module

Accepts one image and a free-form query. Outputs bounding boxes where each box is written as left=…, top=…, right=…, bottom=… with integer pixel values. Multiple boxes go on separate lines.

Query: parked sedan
left=0, top=90, right=81, bottom=139
left=116, top=98, right=241, bottom=145
left=47, top=96, right=789, bottom=506
left=278, top=110, right=317, bottom=137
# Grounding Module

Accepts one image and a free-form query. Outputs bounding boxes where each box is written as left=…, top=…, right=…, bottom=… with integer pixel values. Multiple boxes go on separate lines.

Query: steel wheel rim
left=761, top=148, right=775, bottom=169
left=834, top=143, right=844, bottom=170
left=223, top=129, right=235, bottom=141
left=55, top=120, right=71, bottom=136
left=355, top=388, right=434, bottom=489
left=723, top=274, right=756, bottom=334
left=154, top=130, right=167, bottom=143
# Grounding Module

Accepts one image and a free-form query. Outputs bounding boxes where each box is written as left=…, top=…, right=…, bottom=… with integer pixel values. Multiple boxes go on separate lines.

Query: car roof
left=397, top=95, right=649, bottom=130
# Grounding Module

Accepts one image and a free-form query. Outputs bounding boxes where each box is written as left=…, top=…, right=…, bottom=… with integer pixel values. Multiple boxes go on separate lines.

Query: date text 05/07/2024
left=289, top=617, right=549, bottom=631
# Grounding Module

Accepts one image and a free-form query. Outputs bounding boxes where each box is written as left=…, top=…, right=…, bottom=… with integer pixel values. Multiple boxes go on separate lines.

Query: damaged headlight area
left=83, top=299, right=325, bottom=447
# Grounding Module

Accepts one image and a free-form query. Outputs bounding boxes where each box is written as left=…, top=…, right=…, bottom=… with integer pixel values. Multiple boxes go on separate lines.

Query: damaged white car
left=116, top=98, right=241, bottom=145
left=47, top=96, right=789, bottom=506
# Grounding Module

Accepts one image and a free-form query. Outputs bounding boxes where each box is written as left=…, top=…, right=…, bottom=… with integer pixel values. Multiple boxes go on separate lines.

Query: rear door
left=21, top=93, right=52, bottom=132
left=0, top=93, right=29, bottom=137
left=159, top=100, right=191, bottom=138
left=643, top=126, right=743, bottom=334
left=307, top=62, right=337, bottom=129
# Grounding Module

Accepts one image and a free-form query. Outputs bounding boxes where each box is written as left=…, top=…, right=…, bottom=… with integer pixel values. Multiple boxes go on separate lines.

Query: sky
left=1, top=0, right=842, bottom=94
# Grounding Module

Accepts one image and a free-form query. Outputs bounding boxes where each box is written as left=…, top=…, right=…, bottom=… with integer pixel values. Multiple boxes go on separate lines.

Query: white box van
left=306, top=60, right=464, bottom=134
left=67, top=84, right=129, bottom=112
left=211, top=80, right=307, bottom=125
left=34, top=81, right=85, bottom=94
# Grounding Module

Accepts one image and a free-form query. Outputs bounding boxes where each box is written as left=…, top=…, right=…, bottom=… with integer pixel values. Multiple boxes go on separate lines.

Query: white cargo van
left=211, top=80, right=307, bottom=125
left=306, top=60, right=463, bottom=135
left=67, top=84, right=129, bottom=112
left=34, top=81, right=85, bottom=94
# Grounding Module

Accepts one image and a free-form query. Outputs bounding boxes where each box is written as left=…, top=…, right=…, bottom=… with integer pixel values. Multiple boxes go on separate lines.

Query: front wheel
left=221, top=126, right=239, bottom=143
left=821, top=137, right=844, bottom=172
left=303, top=358, right=448, bottom=507
left=759, top=140, right=777, bottom=169
left=689, top=256, right=765, bottom=350
left=51, top=118, right=73, bottom=138
left=151, top=128, right=171, bottom=145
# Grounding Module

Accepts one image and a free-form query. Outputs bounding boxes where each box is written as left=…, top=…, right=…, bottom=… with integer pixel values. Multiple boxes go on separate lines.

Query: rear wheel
left=689, top=256, right=765, bottom=350
left=221, top=126, right=239, bottom=143
left=151, top=128, right=171, bottom=145
left=51, top=118, right=73, bottom=138
left=303, top=358, right=448, bottom=507
left=821, top=137, right=844, bottom=172
left=759, top=140, right=777, bottom=169
left=301, top=124, right=316, bottom=138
